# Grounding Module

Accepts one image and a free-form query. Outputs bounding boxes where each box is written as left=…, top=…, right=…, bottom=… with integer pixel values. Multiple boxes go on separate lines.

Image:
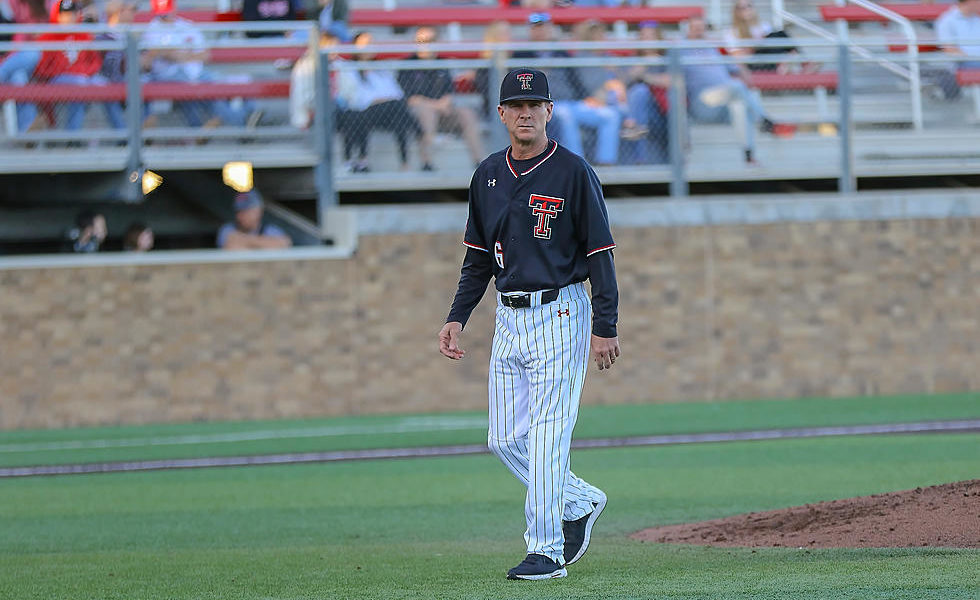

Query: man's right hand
left=439, top=322, right=465, bottom=360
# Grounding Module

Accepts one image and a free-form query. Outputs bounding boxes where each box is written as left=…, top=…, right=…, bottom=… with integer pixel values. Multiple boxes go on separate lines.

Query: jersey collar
left=505, top=140, right=558, bottom=178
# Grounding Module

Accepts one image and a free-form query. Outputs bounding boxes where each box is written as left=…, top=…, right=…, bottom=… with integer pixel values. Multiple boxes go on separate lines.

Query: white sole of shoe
left=566, top=492, right=607, bottom=565
left=512, top=568, right=568, bottom=580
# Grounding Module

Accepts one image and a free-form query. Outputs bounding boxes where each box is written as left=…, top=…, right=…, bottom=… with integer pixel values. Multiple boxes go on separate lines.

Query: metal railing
left=3, top=25, right=980, bottom=213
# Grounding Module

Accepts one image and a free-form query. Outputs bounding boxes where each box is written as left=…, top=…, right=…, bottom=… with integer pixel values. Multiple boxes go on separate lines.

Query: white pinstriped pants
left=488, top=282, right=606, bottom=564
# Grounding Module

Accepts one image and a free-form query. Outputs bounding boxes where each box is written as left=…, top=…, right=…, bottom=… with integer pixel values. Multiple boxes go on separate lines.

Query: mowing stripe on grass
left=2, top=419, right=978, bottom=478
left=0, top=416, right=487, bottom=454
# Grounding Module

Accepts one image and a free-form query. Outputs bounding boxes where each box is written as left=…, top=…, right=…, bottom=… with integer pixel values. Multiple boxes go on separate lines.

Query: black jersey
left=447, top=140, right=619, bottom=337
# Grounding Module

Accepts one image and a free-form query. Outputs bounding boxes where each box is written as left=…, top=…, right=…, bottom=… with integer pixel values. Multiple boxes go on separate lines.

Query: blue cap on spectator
left=234, top=190, right=263, bottom=212
left=639, top=20, right=658, bottom=29
left=528, top=12, right=551, bottom=25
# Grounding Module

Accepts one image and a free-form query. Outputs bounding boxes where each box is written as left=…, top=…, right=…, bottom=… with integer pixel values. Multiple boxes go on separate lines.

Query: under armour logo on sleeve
left=488, top=179, right=496, bottom=187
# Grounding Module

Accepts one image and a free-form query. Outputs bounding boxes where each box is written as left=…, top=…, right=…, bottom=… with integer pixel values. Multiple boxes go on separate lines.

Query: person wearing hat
left=439, top=68, right=620, bottom=581
left=9, top=0, right=104, bottom=133
left=141, top=0, right=260, bottom=129
left=513, top=12, right=623, bottom=165
left=217, top=191, right=292, bottom=250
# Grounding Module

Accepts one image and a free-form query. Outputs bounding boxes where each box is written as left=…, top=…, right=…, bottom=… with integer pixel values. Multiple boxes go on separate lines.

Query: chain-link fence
left=0, top=21, right=312, bottom=176
left=3, top=25, right=980, bottom=196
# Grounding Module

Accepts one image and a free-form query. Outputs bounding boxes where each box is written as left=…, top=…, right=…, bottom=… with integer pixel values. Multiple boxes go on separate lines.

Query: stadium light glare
left=223, top=161, right=254, bottom=192
left=141, top=170, right=163, bottom=195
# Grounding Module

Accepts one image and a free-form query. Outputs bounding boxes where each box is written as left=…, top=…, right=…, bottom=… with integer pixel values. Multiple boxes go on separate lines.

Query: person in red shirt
left=24, top=0, right=103, bottom=131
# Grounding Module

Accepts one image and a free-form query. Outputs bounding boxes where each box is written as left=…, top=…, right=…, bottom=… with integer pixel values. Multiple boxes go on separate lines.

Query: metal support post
left=667, top=48, right=688, bottom=198
left=838, top=43, right=856, bottom=194
left=314, top=49, right=336, bottom=232
left=487, top=58, right=508, bottom=152
left=124, top=32, right=143, bottom=202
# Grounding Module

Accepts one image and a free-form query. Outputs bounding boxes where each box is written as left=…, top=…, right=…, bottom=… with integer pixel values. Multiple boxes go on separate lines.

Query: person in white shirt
left=934, top=0, right=980, bottom=98
left=140, top=0, right=259, bottom=128
left=333, top=32, right=421, bottom=172
left=723, top=0, right=816, bottom=74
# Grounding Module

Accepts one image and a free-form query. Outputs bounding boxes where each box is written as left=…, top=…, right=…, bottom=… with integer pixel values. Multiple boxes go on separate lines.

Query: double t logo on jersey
left=528, top=194, right=565, bottom=239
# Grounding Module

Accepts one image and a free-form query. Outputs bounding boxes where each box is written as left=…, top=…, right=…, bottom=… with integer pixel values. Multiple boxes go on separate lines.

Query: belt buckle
left=502, top=293, right=529, bottom=308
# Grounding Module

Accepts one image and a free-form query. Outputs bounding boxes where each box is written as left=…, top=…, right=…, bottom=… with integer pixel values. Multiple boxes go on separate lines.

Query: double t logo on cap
left=499, top=68, right=552, bottom=105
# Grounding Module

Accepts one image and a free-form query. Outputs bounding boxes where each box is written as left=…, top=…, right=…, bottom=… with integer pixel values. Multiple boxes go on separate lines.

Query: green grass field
left=1, top=394, right=978, bottom=599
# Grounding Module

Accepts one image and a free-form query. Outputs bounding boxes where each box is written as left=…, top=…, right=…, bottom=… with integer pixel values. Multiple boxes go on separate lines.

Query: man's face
left=498, top=100, right=552, bottom=145
left=415, top=27, right=436, bottom=59
left=235, top=206, right=262, bottom=232
left=528, top=22, right=553, bottom=43
left=57, top=9, right=78, bottom=24
left=686, top=17, right=705, bottom=39
left=116, top=4, right=137, bottom=24
left=354, top=32, right=374, bottom=60
left=91, top=215, right=107, bottom=241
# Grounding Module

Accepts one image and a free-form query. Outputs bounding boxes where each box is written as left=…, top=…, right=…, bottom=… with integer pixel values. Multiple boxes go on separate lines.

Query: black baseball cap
left=499, top=68, right=551, bottom=105
left=59, top=0, right=79, bottom=12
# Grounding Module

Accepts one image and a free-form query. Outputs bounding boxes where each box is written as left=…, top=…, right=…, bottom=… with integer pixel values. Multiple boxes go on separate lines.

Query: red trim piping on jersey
left=586, top=243, right=616, bottom=257
left=505, top=140, right=558, bottom=178
left=463, top=241, right=488, bottom=252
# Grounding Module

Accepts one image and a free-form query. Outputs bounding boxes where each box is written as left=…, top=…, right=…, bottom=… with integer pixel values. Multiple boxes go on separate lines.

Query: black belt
left=500, top=289, right=560, bottom=309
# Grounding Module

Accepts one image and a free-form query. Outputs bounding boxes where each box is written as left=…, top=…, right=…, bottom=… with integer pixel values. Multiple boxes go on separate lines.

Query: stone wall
left=2, top=217, right=978, bottom=430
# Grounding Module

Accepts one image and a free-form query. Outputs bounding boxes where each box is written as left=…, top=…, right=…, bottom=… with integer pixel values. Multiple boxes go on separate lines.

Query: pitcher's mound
left=632, top=479, right=980, bottom=548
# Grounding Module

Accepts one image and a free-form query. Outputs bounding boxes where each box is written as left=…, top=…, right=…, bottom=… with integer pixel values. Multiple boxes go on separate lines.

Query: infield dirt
left=632, top=479, right=980, bottom=548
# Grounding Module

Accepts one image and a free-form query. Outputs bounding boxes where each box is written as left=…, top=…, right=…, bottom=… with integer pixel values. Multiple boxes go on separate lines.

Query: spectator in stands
left=290, top=31, right=367, bottom=172
left=934, top=0, right=980, bottom=99
left=724, top=0, right=807, bottom=74
left=67, top=210, right=107, bottom=253
left=335, top=31, right=422, bottom=172
left=27, top=0, right=104, bottom=133
left=123, top=222, right=154, bottom=252
left=241, top=0, right=301, bottom=38
left=217, top=191, right=292, bottom=250
left=95, top=0, right=137, bottom=131
left=514, top=12, right=622, bottom=165
left=0, top=46, right=41, bottom=135
left=290, top=30, right=332, bottom=130
left=141, top=0, right=260, bottom=130
left=2, top=0, right=46, bottom=38
left=682, top=15, right=784, bottom=165
left=622, top=20, right=670, bottom=164
left=457, top=19, right=512, bottom=117
left=398, top=26, right=486, bottom=171
left=318, top=0, right=351, bottom=43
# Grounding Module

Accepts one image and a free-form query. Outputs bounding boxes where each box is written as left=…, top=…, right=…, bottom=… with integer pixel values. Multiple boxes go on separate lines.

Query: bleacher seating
left=0, top=81, right=289, bottom=103
left=132, top=6, right=704, bottom=26
left=818, top=3, right=949, bottom=23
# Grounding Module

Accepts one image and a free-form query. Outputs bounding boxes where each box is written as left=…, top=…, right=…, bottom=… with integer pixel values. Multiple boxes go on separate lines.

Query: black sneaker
left=506, top=554, right=567, bottom=580
left=562, top=493, right=607, bottom=565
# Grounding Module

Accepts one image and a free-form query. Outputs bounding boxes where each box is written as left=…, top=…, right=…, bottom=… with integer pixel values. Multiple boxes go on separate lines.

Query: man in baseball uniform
left=438, top=68, right=620, bottom=581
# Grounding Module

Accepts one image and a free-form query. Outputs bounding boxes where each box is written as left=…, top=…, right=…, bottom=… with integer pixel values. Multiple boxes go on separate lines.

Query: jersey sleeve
left=462, top=170, right=488, bottom=252
left=577, top=162, right=616, bottom=256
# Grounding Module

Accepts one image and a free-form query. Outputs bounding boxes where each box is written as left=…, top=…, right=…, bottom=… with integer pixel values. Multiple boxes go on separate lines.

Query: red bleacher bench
left=956, top=69, right=980, bottom=87
left=0, top=81, right=290, bottom=102
left=819, top=3, right=948, bottom=23
left=208, top=46, right=307, bottom=63
left=886, top=44, right=942, bottom=53
left=134, top=6, right=702, bottom=25
left=747, top=71, right=839, bottom=91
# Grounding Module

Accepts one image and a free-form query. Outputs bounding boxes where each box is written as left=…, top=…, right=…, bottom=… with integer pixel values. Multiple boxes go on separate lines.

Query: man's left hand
left=591, top=335, right=620, bottom=371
